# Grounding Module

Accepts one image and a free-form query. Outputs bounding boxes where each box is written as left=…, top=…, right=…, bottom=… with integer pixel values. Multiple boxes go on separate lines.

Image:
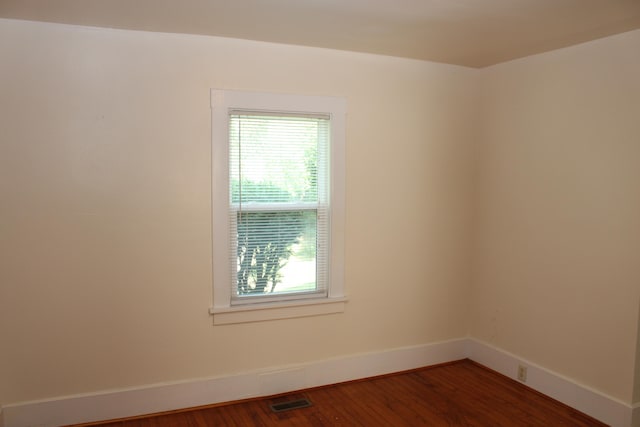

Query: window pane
left=236, top=210, right=317, bottom=296
left=229, top=112, right=329, bottom=302
left=229, top=114, right=327, bottom=205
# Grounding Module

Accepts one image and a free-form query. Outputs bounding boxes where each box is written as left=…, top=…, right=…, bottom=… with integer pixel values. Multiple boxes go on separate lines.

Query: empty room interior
left=0, top=1, right=639, bottom=426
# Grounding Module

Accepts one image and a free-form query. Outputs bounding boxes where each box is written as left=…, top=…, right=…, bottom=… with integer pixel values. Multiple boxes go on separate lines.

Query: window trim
left=210, top=89, right=347, bottom=324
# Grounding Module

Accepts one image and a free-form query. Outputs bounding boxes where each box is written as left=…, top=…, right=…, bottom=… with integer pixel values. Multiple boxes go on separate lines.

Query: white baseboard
left=466, top=338, right=634, bottom=427
left=2, top=338, right=634, bottom=427
left=1, top=338, right=467, bottom=427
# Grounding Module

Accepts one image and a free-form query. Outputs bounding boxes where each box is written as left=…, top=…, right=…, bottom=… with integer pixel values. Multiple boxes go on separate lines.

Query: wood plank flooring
left=72, top=359, right=607, bottom=426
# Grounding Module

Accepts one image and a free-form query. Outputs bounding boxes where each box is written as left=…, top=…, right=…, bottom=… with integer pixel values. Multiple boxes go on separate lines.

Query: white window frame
left=209, top=89, right=347, bottom=325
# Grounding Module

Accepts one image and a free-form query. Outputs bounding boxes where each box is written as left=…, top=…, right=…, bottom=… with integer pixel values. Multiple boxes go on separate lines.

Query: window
left=210, top=90, right=346, bottom=324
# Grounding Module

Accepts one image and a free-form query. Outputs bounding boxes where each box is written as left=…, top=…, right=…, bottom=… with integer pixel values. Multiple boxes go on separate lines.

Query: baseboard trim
left=466, top=338, right=634, bottom=427
left=2, top=338, right=467, bottom=427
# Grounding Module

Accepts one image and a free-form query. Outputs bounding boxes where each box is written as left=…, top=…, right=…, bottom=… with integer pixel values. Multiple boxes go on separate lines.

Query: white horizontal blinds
left=229, top=110, right=330, bottom=303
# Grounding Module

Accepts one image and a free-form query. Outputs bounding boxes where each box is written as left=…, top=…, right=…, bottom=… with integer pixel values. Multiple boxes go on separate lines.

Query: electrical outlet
left=517, top=365, right=527, bottom=382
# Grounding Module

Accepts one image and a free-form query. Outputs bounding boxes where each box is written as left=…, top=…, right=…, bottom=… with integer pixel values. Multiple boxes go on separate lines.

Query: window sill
left=209, top=297, right=347, bottom=325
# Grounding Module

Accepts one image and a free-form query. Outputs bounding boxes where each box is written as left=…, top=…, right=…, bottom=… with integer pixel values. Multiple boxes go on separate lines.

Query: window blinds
left=228, top=111, right=330, bottom=303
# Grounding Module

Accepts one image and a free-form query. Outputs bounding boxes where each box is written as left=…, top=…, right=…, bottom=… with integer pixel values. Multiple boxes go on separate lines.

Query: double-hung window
left=210, top=90, right=346, bottom=324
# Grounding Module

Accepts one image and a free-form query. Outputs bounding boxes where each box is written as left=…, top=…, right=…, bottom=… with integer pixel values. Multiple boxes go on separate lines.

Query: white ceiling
left=1, top=0, right=640, bottom=67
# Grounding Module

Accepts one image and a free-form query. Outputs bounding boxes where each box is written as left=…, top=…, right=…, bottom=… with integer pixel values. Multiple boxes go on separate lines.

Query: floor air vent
left=269, top=398, right=312, bottom=413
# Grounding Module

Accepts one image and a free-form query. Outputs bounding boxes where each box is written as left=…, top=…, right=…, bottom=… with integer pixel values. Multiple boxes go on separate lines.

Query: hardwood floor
left=72, top=359, right=607, bottom=426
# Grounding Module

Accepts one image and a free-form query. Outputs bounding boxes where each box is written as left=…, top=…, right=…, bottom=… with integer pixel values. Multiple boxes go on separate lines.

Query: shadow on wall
left=635, top=297, right=640, bottom=406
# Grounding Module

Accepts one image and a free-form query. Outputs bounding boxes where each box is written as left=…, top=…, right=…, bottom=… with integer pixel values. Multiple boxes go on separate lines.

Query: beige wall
left=472, top=30, right=640, bottom=403
left=0, top=19, right=477, bottom=404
